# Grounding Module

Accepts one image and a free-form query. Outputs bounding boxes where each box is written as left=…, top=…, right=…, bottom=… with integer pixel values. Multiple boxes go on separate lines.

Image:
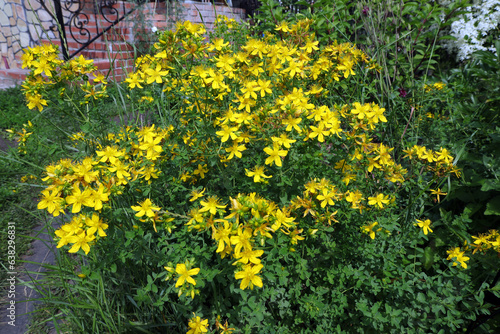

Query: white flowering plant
left=441, top=0, right=500, bottom=61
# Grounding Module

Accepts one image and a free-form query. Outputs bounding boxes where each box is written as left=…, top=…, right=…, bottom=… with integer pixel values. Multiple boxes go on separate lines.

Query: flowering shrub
left=29, top=17, right=498, bottom=333
left=441, top=0, right=500, bottom=61
left=20, top=44, right=108, bottom=122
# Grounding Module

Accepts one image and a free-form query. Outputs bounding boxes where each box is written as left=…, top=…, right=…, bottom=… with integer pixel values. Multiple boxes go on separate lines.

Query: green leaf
left=423, top=246, right=435, bottom=270
left=481, top=179, right=500, bottom=192
left=485, top=196, right=500, bottom=215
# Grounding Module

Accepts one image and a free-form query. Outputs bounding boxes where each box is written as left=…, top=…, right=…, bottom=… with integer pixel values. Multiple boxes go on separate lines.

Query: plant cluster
left=22, top=15, right=500, bottom=333
left=20, top=44, right=108, bottom=119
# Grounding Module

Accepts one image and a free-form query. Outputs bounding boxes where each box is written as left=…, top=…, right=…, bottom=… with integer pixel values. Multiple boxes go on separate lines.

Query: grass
left=0, top=87, right=41, bottom=288
left=0, top=87, right=34, bottom=129
left=0, top=83, right=126, bottom=292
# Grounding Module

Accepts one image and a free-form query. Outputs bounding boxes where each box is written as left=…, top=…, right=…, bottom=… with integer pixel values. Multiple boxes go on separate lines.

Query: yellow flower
left=367, top=193, right=390, bottom=209
left=89, top=185, right=109, bottom=211
left=433, top=82, right=445, bottom=90
left=189, top=188, right=206, bottom=202
left=275, top=21, right=291, bottom=33
left=175, top=263, right=200, bottom=287
left=187, top=315, right=208, bottom=334
left=225, top=142, right=246, bottom=160
left=71, top=54, right=94, bottom=68
left=416, top=219, right=433, bottom=235
left=73, top=161, right=98, bottom=183
left=263, top=143, right=288, bottom=167
left=67, top=230, right=96, bottom=255
left=139, top=136, right=163, bottom=160
left=361, top=221, right=379, bottom=240
left=234, top=248, right=264, bottom=265
left=282, top=227, right=305, bottom=245
left=85, top=213, right=108, bottom=237
left=125, top=72, right=144, bottom=89
left=213, top=220, right=233, bottom=253
left=316, top=187, right=337, bottom=208
left=345, top=190, right=364, bottom=209
left=234, top=264, right=264, bottom=290
left=216, top=317, right=235, bottom=334
left=255, top=79, right=272, bottom=97
left=187, top=208, right=204, bottom=228
left=300, top=39, right=319, bottom=53
left=37, top=188, right=63, bottom=216
left=446, top=247, right=470, bottom=269
left=271, top=208, right=295, bottom=231
left=144, top=63, right=169, bottom=84
left=210, top=37, right=229, bottom=51
left=230, top=227, right=253, bottom=256
left=26, top=93, right=48, bottom=112
left=193, top=164, right=209, bottom=179
left=435, top=148, right=453, bottom=164
left=369, top=104, right=387, bottom=123
left=350, top=102, right=373, bottom=120
left=199, top=196, right=226, bottom=215
left=271, top=133, right=296, bottom=148
left=282, top=115, right=302, bottom=133
left=32, top=58, right=53, bottom=77
left=245, top=166, right=272, bottom=183
left=430, top=188, right=447, bottom=203
left=216, top=125, right=239, bottom=142
left=108, top=160, right=131, bottom=182
left=131, top=198, right=161, bottom=218
left=96, top=146, right=123, bottom=164
left=55, top=219, right=82, bottom=248
left=307, top=122, right=330, bottom=142
left=66, top=186, right=93, bottom=213
left=472, top=233, right=490, bottom=246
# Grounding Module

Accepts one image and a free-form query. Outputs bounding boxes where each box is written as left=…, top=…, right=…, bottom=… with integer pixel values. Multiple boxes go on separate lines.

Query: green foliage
left=5, top=5, right=500, bottom=334
left=253, top=0, right=360, bottom=44
left=0, top=86, right=33, bottom=129
left=0, top=86, right=68, bottom=291
left=251, top=0, right=471, bottom=152
left=436, top=41, right=500, bottom=234
left=127, top=0, right=185, bottom=57
left=20, top=17, right=498, bottom=333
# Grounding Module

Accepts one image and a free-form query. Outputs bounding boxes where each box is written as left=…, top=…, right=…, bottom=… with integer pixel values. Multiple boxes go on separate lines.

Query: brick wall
left=0, top=0, right=246, bottom=86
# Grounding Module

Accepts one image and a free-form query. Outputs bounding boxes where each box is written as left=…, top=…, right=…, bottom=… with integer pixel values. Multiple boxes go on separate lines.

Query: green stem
left=0, top=153, right=45, bottom=171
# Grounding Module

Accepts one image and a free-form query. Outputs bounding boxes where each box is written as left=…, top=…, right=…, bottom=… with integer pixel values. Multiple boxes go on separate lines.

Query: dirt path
left=0, top=219, right=60, bottom=333
left=0, top=136, right=17, bottom=152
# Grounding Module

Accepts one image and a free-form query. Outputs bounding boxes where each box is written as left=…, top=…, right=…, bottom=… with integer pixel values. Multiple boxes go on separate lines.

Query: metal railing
left=36, top=0, right=147, bottom=60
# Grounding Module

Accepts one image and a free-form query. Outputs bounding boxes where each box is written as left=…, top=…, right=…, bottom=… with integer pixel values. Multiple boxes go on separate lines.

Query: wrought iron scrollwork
left=63, top=0, right=91, bottom=45
left=99, top=0, right=120, bottom=23
left=34, top=0, right=147, bottom=59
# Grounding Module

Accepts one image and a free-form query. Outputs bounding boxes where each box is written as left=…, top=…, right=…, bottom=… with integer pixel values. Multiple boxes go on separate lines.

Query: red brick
left=0, top=69, right=30, bottom=80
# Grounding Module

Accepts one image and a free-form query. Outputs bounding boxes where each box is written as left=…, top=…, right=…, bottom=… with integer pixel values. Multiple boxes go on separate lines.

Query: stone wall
left=0, top=0, right=57, bottom=70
